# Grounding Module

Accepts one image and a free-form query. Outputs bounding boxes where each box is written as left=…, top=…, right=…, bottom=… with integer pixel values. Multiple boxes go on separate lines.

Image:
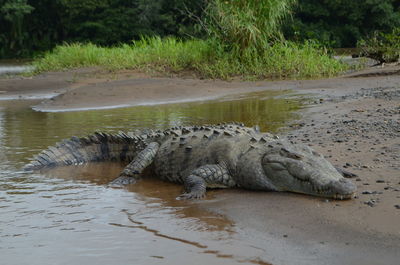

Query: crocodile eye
left=312, top=150, right=323, bottom=157
left=269, top=162, right=286, bottom=171
left=280, top=148, right=303, bottom=160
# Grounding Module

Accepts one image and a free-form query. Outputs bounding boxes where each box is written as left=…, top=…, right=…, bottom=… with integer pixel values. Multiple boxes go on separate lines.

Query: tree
left=1, top=0, right=204, bottom=58
left=284, top=0, right=400, bottom=47
left=0, top=0, right=34, bottom=56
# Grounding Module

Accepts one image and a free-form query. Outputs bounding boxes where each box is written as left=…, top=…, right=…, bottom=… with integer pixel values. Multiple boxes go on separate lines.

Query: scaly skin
left=24, top=123, right=357, bottom=200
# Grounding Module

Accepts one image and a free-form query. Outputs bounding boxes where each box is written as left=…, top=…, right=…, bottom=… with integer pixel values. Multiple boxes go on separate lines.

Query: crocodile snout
left=330, top=178, right=357, bottom=199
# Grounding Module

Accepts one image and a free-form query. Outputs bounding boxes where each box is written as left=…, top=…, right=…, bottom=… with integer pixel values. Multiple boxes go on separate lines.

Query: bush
left=284, top=0, right=400, bottom=48
left=204, top=0, right=296, bottom=50
left=357, top=28, right=400, bottom=64
left=33, top=37, right=347, bottom=80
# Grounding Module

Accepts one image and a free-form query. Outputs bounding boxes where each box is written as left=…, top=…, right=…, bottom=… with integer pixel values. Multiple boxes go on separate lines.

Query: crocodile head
left=261, top=142, right=356, bottom=199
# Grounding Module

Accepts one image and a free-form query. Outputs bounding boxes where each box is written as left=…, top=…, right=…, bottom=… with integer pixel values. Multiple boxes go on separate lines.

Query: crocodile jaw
left=289, top=175, right=356, bottom=199
left=263, top=164, right=357, bottom=199
left=261, top=144, right=357, bottom=199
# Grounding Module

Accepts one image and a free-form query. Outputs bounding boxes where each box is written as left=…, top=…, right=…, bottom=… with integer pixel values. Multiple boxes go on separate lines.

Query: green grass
left=33, top=37, right=214, bottom=73
left=205, top=0, right=296, bottom=50
left=33, top=37, right=347, bottom=80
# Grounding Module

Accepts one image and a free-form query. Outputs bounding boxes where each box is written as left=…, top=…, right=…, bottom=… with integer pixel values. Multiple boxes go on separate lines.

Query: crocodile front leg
left=110, top=142, right=159, bottom=185
left=178, top=164, right=235, bottom=200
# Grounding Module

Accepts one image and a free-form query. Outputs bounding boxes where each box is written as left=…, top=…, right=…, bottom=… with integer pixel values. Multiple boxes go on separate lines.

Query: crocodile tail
left=23, top=132, right=142, bottom=171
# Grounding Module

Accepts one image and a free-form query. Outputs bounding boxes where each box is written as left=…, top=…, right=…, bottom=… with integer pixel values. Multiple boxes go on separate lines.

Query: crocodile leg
left=110, top=142, right=160, bottom=185
left=178, top=164, right=235, bottom=200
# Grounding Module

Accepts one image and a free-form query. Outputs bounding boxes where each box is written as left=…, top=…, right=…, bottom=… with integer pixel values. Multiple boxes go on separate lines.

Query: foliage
left=357, top=27, right=400, bottom=64
left=284, top=0, right=400, bottom=48
left=0, top=0, right=34, bottom=57
left=1, top=0, right=400, bottom=58
left=33, top=37, right=347, bottom=80
left=57, top=0, right=205, bottom=45
left=33, top=37, right=215, bottom=73
left=204, top=0, right=296, bottom=50
left=0, top=0, right=206, bottom=58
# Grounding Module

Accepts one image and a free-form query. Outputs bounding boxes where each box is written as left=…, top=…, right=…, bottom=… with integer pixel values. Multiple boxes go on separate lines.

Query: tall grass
left=202, top=41, right=347, bottom=79
left=33, top=37, right=215, bottom=73
left=204, top=0, right=296, bottom=50
left=32, top=0, right=347, bottom=80
left=33, top=37, right=347, bottom=80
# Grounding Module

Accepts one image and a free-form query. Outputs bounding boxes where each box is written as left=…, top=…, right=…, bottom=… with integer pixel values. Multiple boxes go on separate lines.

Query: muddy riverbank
left=0, top=65, right=398, bottom=111
left=1, top=65, right=399, bottom=265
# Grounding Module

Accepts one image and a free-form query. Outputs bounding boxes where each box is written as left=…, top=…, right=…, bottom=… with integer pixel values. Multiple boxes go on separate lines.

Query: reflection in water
left=0, top=91, right=300, bottom=265
left=2, top=90, right=302, bottom=167
left=41, top=163, right=235, bottom=233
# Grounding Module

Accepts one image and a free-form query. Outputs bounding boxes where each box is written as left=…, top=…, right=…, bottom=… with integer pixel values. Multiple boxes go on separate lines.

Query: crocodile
left=24, top=123, right=357, bottom=200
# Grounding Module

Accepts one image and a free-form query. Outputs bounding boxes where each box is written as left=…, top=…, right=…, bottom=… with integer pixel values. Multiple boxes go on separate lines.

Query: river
left=0, top=61, right=32, bottom=76
left=0, top=92, right=302, bottom=265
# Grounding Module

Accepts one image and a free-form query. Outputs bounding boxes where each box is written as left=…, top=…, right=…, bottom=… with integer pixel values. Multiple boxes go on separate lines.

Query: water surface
left=0, top=61, right=32, bottom=76
left=0, top=92, right=302, bottom=265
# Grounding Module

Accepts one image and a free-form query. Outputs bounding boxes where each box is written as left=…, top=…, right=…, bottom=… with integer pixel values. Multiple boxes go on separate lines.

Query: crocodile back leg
left=110, top=142, right=160, bottom=185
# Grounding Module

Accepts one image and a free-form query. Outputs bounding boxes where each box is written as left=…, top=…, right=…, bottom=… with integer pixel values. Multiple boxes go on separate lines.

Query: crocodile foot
left=176, top=191, right=205, bottom=200
left=110, top=176, right=137, bottom=185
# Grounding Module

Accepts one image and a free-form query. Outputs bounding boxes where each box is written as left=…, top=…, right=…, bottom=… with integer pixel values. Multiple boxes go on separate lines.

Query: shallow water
left=0, top=62, right=32, bottom=76
left=0, top=92, right=302, bottom=265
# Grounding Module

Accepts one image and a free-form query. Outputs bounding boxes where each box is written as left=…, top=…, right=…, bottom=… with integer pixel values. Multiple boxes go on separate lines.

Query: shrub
left=33, top=37, right=347, bottom=80
left=204, top=0, right=296, bottom=51
left=357, top=28, right=400, bottom=64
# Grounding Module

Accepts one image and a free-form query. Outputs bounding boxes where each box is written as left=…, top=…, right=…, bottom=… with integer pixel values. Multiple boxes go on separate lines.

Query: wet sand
left=1, top=65, right=399, bottom=264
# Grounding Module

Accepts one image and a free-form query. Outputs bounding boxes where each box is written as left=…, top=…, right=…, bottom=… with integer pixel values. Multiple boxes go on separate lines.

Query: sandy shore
left=0, top=66, right=398, bottom=110
left=1, top=66, right=399, bottom=264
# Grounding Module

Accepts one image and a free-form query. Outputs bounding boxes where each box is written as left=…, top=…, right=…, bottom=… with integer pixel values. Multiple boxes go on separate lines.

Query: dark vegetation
left=283, top=0, right=400, bottom=48
left=1, top=0, right=399, bottom=58
left=0, top=0, right=206, bottom=58
left=357, top=27, right=400, bottom=64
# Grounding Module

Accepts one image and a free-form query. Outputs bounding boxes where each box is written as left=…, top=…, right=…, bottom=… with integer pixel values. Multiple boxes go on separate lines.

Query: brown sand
left=1, top=66, right=399, bottom=264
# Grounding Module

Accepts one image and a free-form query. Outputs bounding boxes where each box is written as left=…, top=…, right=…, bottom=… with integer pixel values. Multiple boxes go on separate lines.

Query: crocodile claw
left=110, top=176, right=137, bottom=185
left=176, top=192, right=205, bottom=200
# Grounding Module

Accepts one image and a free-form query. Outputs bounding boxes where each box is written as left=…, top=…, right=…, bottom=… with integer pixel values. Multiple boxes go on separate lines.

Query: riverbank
left=1, top=64, right=399, bottom=264
left=0, top=64, right=397, bottom=110
left=202, top=66, right=399, bottom=264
